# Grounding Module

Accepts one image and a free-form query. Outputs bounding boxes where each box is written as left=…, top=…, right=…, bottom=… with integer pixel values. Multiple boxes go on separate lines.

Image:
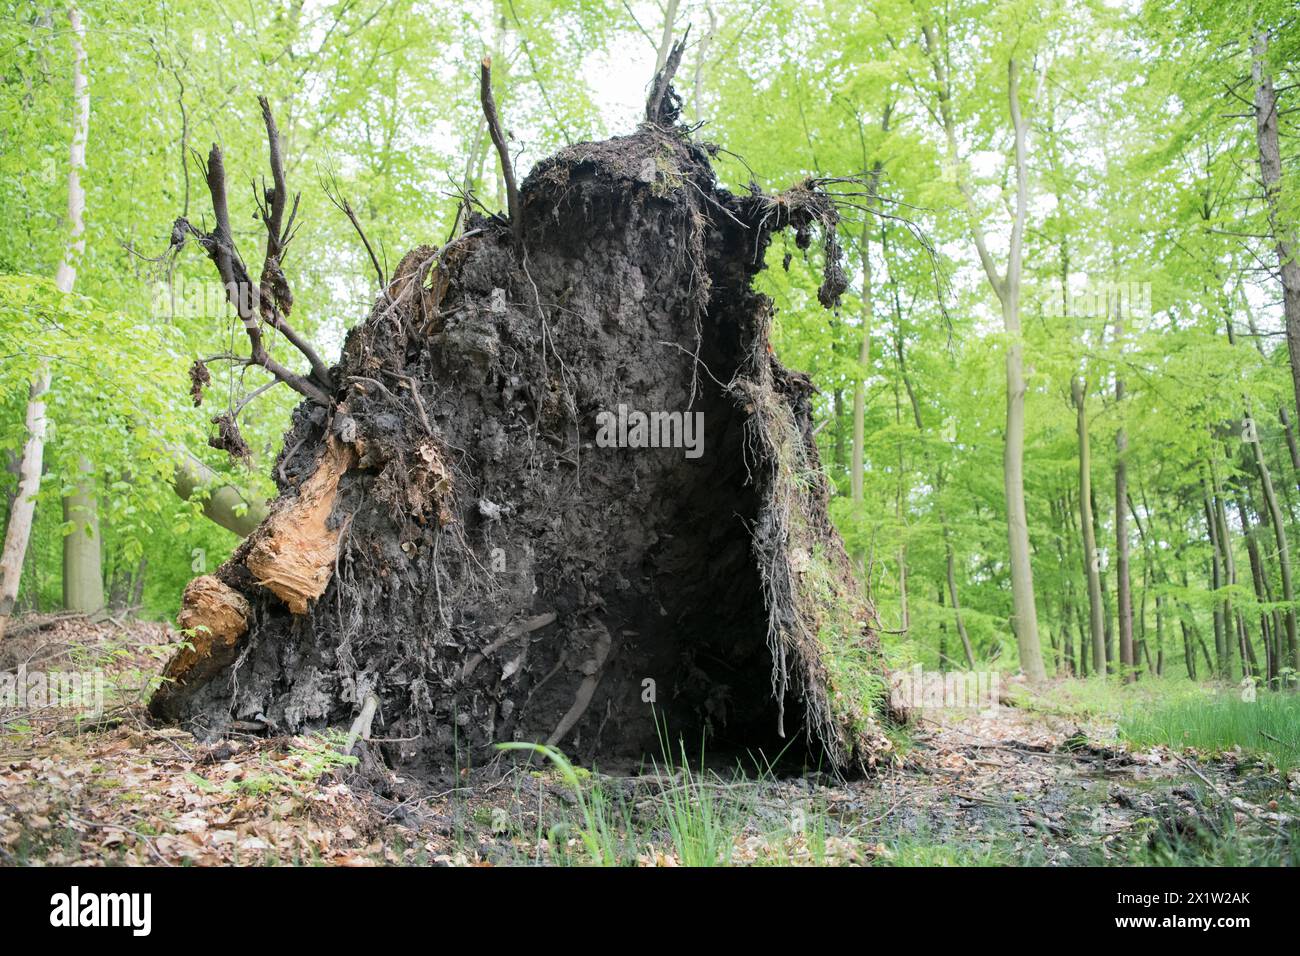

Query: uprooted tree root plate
left=149, top=75, right=893, bottom=780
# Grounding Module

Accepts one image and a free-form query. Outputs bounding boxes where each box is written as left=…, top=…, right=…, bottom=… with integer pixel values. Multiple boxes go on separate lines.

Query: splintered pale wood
left=245, top=439, right=354, bottom=615
left=168, top=575, right=251, bottom=682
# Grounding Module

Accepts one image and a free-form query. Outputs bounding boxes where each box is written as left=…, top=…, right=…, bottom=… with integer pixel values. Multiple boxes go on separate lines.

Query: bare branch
left=170, top=133, right=333, bottom=410
left=480, top=56, right=523, bottom=252
left=321, top=168, right=386, bottom=289
left=256, top=95, right=296, bottom=319
left=645, top=26, right=690, bottom=125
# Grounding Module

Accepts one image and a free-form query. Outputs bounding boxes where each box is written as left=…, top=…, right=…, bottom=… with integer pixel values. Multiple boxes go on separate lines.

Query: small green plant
left=289, top=734, right=359, bottom=780
left=649, top=723, right=748, bottom=867
left=495, top=742, right=626, bottom=866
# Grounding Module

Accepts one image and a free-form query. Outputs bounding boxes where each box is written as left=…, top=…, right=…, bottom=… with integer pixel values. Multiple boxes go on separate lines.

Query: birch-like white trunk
left=0, top=5, right=89, bottom=637
left=57, top=6, right=101, bottom=614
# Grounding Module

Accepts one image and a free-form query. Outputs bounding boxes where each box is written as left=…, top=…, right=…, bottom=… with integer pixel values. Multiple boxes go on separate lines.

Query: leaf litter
left=2, top=617, right=1296, bottom=865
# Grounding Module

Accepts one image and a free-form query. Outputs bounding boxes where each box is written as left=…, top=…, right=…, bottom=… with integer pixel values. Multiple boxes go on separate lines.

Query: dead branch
left=169, top=97, right=336, bottom=413
left=255, top=95, right=298, bottom=318
left=645, top=28, right=690, bottom=125
left=480, top=57, right=523, bottom=251
left=321, top=168, right=386, bottom=289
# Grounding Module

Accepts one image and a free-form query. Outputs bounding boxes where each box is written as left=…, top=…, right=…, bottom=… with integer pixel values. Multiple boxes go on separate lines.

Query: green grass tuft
left=1119, top=690, right=1300, bottom=773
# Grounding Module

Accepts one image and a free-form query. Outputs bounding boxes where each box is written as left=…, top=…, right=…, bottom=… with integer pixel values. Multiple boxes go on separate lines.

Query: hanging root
left=546, top=620, right=612, bottom=747
left=342, top=693, right=380, bottom=755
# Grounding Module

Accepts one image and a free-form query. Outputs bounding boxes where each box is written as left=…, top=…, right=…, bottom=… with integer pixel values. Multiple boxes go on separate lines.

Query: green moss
left=651, top=146, right=685, bottom=196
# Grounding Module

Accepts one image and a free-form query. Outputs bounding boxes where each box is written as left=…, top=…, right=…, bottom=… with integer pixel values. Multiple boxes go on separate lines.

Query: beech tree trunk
left=1113, top=316, right=1135, bottom=680
left=850, top=222, right=872, bottom=504
left=1252, top=33, right=1300, bottom=429
left=849, top=111, right=888, bottom=506
left=1072, top=377, right=1107, bottom=676
left=62, top=455, right=103, bottom=613
left=942, top=509, right=975, bottom=667
left=0, top=5, right=87, bottom=640
left=57, top=9, right=99, bottom=615
left=170, top=449, right=269, bottom=537
left=0, top=372, right=52, bottom=637
left=920, top=28, right=1044, bottom=680
left=1250, top=429, right=1299, bottom=675
left=996, top=59, right=1046, bottom=684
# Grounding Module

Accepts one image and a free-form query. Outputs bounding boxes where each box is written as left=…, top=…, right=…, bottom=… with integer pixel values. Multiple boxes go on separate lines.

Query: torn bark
left=156, top=575, right=250, bottom=703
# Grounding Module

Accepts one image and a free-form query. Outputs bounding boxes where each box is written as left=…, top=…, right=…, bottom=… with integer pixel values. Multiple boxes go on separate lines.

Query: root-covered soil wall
left=151, top=87, right=892, bottom=778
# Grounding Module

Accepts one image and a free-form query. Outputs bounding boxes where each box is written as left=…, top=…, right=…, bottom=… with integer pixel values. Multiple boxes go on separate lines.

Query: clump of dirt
left=149, top=74, right=890, bottom=779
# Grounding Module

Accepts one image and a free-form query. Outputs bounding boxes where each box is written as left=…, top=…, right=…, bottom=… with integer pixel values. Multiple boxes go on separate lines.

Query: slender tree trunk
left=889, top=269, right=912, bottom=634
left=1235, top=493, right=1274, bottom=681
left=0, top=373, right=52, bottom=637
left=938, top=583, right=949, bottom=671
left=1204, top=492, right=1227, bottom=674
left=1115, top=392, right=1134, bottom=679
left=1181, top=618, right=1197, bottom=679
left=1073, top=377, right=1106, bottom=675
left=1075, top=597, right=1089, bottom=677
left=59, top=6, right=100, bottom=613
left=851, top=222, right=871, bottom=505
left=62, top=455, right=103, bottom=613
left=1093, top=484, right=1115, bottom=665
left=130, top=554, right=147, bottom=609
left=944, top=522, right=976, bottom=666
left=1250, top=427, right=1300, bottom=676
left=0, top=5, right=87, bottom=640
left=1138, top=513, right=1150, bottom=677
left=849, top=108, right=889, bottom=503
left=922, top=30, right=1044, bottom=681
left=1249, top=484, right=1287, bottom=683
left=1209, top=468, right=1241, bottom=677
left=832, top=389, right=846, bottom=476
left=1252, top=32, right=1300, bottom=427
left=998, top=59, right=1045, bottom=683
left=1052, top=496, right=1078, bottom=676
left=451, top=116, right=489, bottom=238
left=690, top=1, right=717, bottom=125
left=1155, top=593, right=1165, bottom=676
left=1224, top=303, right=1290, bottom=678
left=653, top=0, right=681, bottom=74
left=1212, top=466, right=1242, bottom=675
left=1113, top=294, right=1135, bottom=679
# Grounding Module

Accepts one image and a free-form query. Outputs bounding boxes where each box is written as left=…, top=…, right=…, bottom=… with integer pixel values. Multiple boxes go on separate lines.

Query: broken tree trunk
left=169, top=449, right=270, bottom=538
left=149, top=70, right=892, bottom=777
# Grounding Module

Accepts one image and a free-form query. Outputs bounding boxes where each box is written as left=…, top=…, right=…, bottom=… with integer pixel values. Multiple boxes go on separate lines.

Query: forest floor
left=1, top=615, right=1297, bottom=866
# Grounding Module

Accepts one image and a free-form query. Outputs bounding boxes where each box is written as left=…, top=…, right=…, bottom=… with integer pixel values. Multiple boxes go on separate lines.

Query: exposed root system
left=150, top=76, right=892, bottom=778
